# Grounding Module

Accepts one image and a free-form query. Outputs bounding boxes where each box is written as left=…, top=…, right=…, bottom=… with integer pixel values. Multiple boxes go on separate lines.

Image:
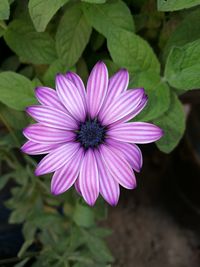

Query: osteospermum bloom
left=21, top=61, right=163, bottom=206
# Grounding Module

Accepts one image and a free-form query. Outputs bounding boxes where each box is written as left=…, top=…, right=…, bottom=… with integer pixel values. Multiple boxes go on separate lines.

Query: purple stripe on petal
left=51, top=147, right=84, bottom=195
left=21, top=140, right=59, bottom=155
left=79, top=149, right=99, bottom=206
left=114, top=94, right=148, bottom=125
left=65, top=72, right=87, bottom=112
left=23, top=123, right=75, bottom=144
left=101, top=88, right=145, bottom=125
left=35, top=142, right=80, bottom=176
left=99, top=144, right=136, bottom=189
left=99, top=69, right=129, bottom=118
left=87, top=61, right=108, bottom=119
left=26, top=105, right=77, bottom=130
left=35, top=87, right=67, bottom=113
left=106, top=139, right=143, bottom=172
left=56, top=74, right=86, bottom=122
left=94, top=149, right=120, bottom=206
left=108, top=122, right=164, bottom=144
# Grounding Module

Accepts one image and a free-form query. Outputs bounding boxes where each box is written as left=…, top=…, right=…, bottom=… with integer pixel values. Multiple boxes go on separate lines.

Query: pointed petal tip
left=20, top=145, right=25, bottom=153
left=109, top=199, right=119, bottom=207
left=143, top=93, right=148, bottom=100
left=25, top=107, right=30, bottom=113
left=138, top=87, right=145, bottom=94
left=34, top=87, right=39, bottom=93
left=34, top=169, right=41, bottom=176
left=22, top=127, right=28, bottom=136
left=121, top=67, right=128, bottom=72
left=55, top=73, right=63, bottom=82
left=96, top=60, right=107, bottom=68
left=160, top=128, right=164, bottom=138
left=51, top=188, right=61, bottom=196
left=87, top=199, right=96, bottom=207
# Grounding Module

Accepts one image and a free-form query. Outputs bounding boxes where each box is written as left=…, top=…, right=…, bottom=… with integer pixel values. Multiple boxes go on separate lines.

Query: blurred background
left=0, top=0, right=200, bottom=266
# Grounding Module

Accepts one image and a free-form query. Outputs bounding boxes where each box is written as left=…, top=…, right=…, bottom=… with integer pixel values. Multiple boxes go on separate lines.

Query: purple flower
left=21, top=61, right=163, bottom=206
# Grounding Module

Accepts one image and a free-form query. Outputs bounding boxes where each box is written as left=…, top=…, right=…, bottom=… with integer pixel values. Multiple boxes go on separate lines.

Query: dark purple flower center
left=77, top=119, right=106, bottom=148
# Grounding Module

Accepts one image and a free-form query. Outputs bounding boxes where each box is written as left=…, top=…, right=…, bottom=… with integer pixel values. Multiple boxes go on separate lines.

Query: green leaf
left=0, top=21, right=6, bottom=37
left=18, top=239, right=33, bottom=258
left=82, top=0, right=106, bottom=3
left=107, top=28, right=160, bottom=74
left=56, top=3, right=92, bottom=68
left=22, top=221, right=36, bottom=241
left=76, top=58, right=89, bottom=84
left=73, top=202, right=95, bottom=227
left=1, top=55, right=20, bottom=71
left=91, top=32, right=105, bottom=51
left=83, top=0, right=135, bottom=37
left=157, top=0, right=200, bottom=11
left=0, top=72, right=36, bottom=110
left=14, top=258, right=30, bottom=267
left=154, top=92, right=185, bottom=153
left=0, top=173, right=11, bottom=190
left=165, top=39, right=200, bottom=91
left=130, top=71, right=170, bottom=121
left=83, top=230, right=114, bottom=263
left=163, top=9, right=200, bottom=61
left=0, top=0, right=9, bottom=20
left=4, top=19, right=57, bottom=64
left=28, top=0, right=69, bottom=32
left=43, top=59, right=68, bottom=87
left=102, top=59, right=119, bottom=76
left=0, top=103, right=29, bottom=129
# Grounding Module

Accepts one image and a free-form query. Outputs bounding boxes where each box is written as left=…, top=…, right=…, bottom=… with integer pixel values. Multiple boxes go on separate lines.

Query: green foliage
left=83, top=0, right=135, bottom=37
left=56, top=3, right=92, bottom=68
left=0, top=72, right=36, bottom=110
left=0, top=0, right=10, bottom=20
left=131, top=71, right=170, bottom=121
left=82, top=0, right=106, bottom=3
left=0, top=103, right=29, bottom=129
left=43, top=59, right=69, bottom=87
left=4, top=19, right=57, bottom=64
left=163, top=9, right=200, bottom=61
left=108, top=28, right=160, bottom=74
left=154, top=92, right=186, bottom=153
left=0, top=1, right=199, bottom=266
left=73, top=201, right=95, bottom=227
left=165, top=39, right=200, bottom=91
left=157, top=0, right=200, bottom=11
left=28, top=0, right=69, bottom=32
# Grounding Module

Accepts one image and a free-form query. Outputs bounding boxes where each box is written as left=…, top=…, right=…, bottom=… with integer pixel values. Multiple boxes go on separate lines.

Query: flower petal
left=94, top=149, right=120, bottom=206
left=99, top=144, right=136, bottom=189
left=108, top=122, right=164, bottom=144
left=116, top=94, right=148, bottom=124
left=35, top=142, right=80, bottom=176
left=106, top=139, right=143, bottom=172
left=35, top=87, right=67, bottom=113
left=87, top=61, right=108, bottom=118
left=101, top=89, right=145, bottom=125
left=26, top=105, right=77, bottom=130
left=23, top=123, right=75, bottom=144
left=51, top=147, right=84, bottom=195
left=79, top=149, right=99, bottom=206
left=65, top=71, right=87, bottom=111
left=56, top=74, right=86, bottom=121
left=98, top=69, right=129, bottom=118
left=21, top=140, right=59, bottom=155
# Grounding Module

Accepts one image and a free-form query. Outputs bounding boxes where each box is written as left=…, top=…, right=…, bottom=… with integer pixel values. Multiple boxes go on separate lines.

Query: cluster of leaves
left=0, top=0, right=200, bottom=266
left=0, top=137, right=113, bottom=267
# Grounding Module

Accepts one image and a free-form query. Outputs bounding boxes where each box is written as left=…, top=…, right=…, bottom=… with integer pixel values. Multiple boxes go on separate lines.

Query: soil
left=104, top=144, right=200, bottom=267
